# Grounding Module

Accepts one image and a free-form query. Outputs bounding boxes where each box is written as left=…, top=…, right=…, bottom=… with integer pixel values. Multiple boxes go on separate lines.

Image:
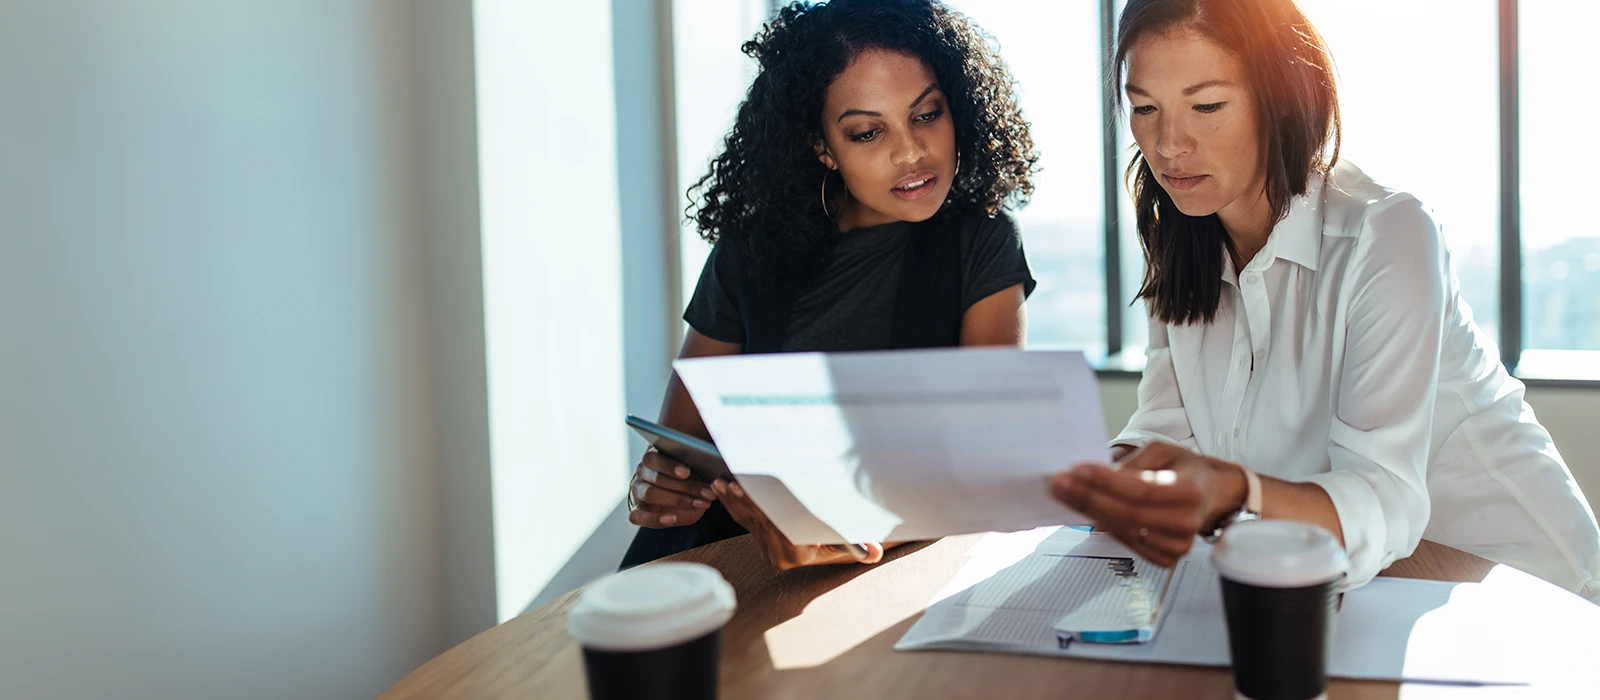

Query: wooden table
left=382, top=535, right=1584, bottom=699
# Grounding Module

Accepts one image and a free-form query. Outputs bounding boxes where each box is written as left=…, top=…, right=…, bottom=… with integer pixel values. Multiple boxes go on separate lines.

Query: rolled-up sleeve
left=1113, top=319, right=1199, bottom=451
left=1300, top=197, right=1443, bottom=587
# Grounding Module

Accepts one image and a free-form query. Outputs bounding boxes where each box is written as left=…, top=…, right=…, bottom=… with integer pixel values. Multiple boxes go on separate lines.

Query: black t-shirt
left=684, top=209, right=1037, bottom=352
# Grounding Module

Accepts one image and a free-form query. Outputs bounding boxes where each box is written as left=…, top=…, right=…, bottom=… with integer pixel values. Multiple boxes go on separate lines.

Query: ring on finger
left=627, top=481, right=640, bottom=511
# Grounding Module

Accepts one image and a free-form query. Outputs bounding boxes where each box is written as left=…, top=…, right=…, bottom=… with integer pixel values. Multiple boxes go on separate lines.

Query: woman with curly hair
left=620, top=0, right=1040, bottom=570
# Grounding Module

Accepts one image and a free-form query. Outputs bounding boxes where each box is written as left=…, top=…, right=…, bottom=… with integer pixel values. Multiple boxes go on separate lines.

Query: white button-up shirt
left=1116, top=162, right=1600, bottom=600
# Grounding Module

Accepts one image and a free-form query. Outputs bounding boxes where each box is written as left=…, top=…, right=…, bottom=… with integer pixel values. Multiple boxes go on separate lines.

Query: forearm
left=1204, top=457, right=1345, bottom=546
left=657, top=371, right=712, bottom=441
left=1258, top=477, right=1344, bottom=545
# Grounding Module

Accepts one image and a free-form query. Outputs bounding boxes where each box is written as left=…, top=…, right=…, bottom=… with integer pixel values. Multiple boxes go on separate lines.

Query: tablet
left=625, top=414, right=734, bottom=483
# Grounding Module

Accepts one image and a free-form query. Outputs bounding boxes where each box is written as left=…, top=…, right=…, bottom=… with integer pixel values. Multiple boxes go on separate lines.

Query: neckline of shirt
left=836, top=220, right=915, bottom=251
left=1219, top=171, right=1331, bottom=286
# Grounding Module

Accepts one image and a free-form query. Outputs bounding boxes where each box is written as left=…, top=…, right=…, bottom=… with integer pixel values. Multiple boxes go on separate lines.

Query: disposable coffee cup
left=1212, top=520, right=1349, bottom=700
left=567, top=562, right=736, bottom=700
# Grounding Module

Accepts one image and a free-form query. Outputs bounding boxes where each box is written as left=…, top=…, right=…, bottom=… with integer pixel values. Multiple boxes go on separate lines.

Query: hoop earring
left=821, top=169, right=838, bottom=219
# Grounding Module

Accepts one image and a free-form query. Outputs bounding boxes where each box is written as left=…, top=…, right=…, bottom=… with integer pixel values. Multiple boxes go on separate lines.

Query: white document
left=897, top=529, right=1600, bottom=687
left=672, top=348, right=1106, bottom=545
left=897, top=527, right=1188, bottom=653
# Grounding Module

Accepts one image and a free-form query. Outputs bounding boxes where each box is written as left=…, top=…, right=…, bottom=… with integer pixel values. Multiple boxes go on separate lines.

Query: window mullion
left=1100, top=0, right=1123, bottom=360
left=1498, top=0, right=1522, bottom=371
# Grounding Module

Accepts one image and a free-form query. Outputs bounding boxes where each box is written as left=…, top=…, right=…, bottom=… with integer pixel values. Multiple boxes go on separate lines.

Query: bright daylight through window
left=672, top=0, right=1598, bottom=382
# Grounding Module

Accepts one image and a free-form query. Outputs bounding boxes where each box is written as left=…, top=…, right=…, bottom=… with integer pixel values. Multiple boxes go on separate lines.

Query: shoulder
left=1320, top=162, right=1447, bottom=290
left=1321, top=161, right=1443, bottom=262
left=707, top=235, right=749, bottom=275
left=1321, top=161, right=1438, bottom=244
left=951, top=207, right=1021, bottom=247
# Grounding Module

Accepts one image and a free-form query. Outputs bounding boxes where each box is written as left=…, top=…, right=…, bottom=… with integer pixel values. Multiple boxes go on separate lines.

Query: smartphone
left=623, top=414, right=870, bottom=560
left=625, top=414, right=733, bottom=483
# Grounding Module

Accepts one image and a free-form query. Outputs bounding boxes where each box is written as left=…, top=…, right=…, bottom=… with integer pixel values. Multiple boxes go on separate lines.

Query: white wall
left=415, top=0, right=498, bottom=648
left=0, top=1, right=446, bottom=698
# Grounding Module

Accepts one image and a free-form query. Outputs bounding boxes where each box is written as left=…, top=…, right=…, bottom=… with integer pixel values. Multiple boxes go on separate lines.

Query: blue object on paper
left=1051, top=554, right=1177, bottom=647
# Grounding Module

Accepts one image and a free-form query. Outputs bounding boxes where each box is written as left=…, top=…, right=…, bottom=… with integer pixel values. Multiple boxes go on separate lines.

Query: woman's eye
left=849, top=129, right=879, bottom=143
left=1131, top=105, right=1156, bottom=115
left=1194, top=102, right=1226, bottom=114
left=914, top=108, right=944, bottom=123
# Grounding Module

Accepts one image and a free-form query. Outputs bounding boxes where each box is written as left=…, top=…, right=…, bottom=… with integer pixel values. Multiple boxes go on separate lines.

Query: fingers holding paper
left=1050, top=442, right=1227, bottom=567
left=713, top=479, right=886, bottom=570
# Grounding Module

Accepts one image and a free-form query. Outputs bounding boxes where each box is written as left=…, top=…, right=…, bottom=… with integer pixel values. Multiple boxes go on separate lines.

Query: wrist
left=1204, top=458, right=1250, bottom=527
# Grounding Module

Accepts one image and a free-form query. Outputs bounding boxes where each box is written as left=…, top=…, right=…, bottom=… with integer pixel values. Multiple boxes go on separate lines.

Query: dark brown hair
left=1116, top=0, right=1340, bottom=325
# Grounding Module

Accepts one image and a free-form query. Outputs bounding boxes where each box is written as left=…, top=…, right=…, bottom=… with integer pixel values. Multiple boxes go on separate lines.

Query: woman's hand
left=627, top=449, right=717, bottom=528
left=712, top=479, right=887, bottom=570
left=1049, top=442, right=1246, bottom=567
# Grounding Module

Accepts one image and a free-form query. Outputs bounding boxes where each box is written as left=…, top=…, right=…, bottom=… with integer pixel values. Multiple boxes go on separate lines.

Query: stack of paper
left=898, top=527, right=1184, bottom=651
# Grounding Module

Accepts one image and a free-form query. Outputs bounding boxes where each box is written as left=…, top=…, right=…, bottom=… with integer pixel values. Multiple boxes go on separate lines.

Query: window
left=1519, top=0, right=1600, bottom=379
left=1297, top=0, right=1502, bottom=342
left=671, top=0, right=771, bottom=312
left=670, top=1, right=1598, bottom=383
left=943, top=0, right=1108, bottom=359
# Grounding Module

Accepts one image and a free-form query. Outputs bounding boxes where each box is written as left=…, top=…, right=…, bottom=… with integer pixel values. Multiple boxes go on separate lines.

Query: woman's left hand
left=1049, top=442, right=1243, bottom=567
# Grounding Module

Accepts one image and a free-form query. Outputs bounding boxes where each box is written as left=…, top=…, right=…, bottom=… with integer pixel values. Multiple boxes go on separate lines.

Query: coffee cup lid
left=1211, top=520, right=1348, bottom=588
left=567, top=562, right=736, bottom=652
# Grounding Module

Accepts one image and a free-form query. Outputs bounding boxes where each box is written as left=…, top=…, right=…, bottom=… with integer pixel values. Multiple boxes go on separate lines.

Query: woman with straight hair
left=621, top=0, right=1041, bottom=571
left=1049, top=0, right=1600, bottom=601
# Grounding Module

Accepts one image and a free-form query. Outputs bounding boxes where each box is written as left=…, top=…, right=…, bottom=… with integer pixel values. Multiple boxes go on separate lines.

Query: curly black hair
left=687, top=0, right=1040, bottom=288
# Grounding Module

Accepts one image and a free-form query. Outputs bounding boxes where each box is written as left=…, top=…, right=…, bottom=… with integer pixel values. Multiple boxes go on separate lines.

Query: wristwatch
left=1203, top=465, right=1262, bottom=544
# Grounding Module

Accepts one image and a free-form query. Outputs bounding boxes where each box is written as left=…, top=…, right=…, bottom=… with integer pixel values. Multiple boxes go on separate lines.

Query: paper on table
left=673, top=348, right=1106, bottom=545
left=1060, top=570, right=1543, bottom=686
left=897, top=527, right=1184, bottom=653
left=897, top=529, right=1599, bottom=687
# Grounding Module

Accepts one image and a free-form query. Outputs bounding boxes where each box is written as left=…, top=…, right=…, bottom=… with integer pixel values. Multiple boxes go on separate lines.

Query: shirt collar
left=1218, top=173, right=1326, bottom=283
left=1268, top=173, right=1326, bottom=273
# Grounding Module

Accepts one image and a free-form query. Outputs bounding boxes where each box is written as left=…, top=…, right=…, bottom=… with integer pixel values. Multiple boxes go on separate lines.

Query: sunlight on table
left=1397, top=564, right=1598, bottom=696
left=761, top=530, right=1053, bottom=669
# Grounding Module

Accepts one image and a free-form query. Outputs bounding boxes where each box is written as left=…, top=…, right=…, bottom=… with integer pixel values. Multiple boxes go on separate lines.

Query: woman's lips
left=892, top=174, right=938, bottom=201
left=1163, top=173, right=1209, bottom=191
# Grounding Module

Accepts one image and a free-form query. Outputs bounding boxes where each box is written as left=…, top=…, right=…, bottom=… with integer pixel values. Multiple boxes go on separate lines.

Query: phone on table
left=623, top=414, right=870, bottom=560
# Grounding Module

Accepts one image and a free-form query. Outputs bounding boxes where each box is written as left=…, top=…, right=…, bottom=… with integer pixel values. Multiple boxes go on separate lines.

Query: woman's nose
left=891, top=131, right=929, bottom=166
left=1155, top=116, right=1194, bottom=160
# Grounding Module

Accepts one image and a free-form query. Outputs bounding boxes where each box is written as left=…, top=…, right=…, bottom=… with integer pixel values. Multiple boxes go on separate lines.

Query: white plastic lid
left=566, top=562, right=737, bottom=652
left=1211, top=520, right=1348, bottom=589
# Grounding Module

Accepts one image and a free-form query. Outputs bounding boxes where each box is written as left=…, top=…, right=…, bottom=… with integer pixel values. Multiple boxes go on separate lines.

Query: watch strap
left=1241, top=465, right=1262, bottom=516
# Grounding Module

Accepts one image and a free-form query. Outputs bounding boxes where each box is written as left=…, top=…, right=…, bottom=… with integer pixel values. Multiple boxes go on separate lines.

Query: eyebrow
left=1124, top=79, right=1237, bottom=97
left=835, top=83, right=943, bottom=123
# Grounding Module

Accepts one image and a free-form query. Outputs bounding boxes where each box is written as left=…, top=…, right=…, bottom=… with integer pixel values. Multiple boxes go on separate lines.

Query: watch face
left=1204, top=508, right=1261, bottom=544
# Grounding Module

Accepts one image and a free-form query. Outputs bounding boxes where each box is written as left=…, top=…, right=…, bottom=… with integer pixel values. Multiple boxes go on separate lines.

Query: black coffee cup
left=1212, top=520, right=1349, bottom=700
left=567, top=562, right=737, bottom=700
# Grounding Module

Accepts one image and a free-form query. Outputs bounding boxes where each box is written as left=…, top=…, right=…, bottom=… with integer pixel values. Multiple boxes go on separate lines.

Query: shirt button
left=1245, top=273, right=1260, bottom=284
left=1254, top=350, right=1266, bottom=361
left=1233, top=428, right=1241, bottom=438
